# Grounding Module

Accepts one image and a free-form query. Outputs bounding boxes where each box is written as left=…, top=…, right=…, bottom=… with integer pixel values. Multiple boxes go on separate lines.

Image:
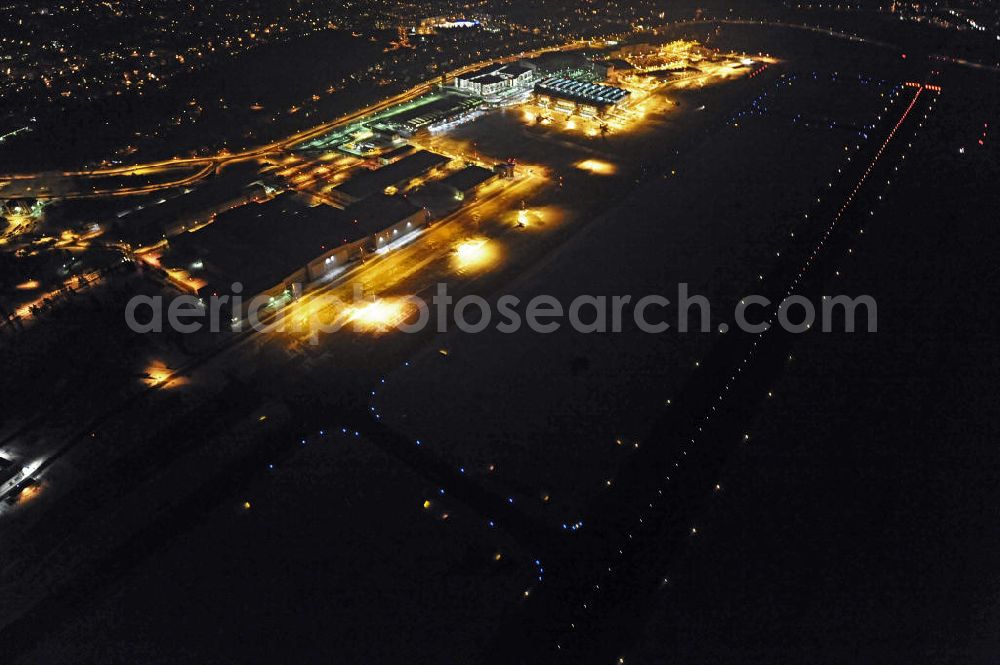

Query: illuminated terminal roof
left=534, top=77, right=630, bottom=107
left=458, top=62, right=506, bottom=81
left=377, top=93, right=481, bottom=135
left=453, top=61, right=536, bottom=96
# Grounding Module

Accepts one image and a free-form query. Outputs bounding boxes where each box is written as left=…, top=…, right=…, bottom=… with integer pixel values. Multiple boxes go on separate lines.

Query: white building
left=453, top=62, right=535, bottom=96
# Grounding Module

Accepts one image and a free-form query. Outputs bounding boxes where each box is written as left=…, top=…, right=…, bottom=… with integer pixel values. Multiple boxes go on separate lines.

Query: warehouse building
left=593, top=58, right=635, bottom=83
left=333, top=149, right=451, bottom=203
left=110, top=163, right=267, bottom=248
left=378, top=144, right=417, bottom=165
left=160, top=191, right=427, bottom=317
left=349, top=193, right=429, bottom=251
left=161, top=192, right=364, bottom=305
left=437, top=165, right=497, bottom=200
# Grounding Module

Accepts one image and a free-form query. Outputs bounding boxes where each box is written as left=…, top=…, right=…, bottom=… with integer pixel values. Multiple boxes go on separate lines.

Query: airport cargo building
left=111, top=163, right=267, bottom=248
left=437, top=165, right=498, bottom=200
left=331, top=149, right=452, bottom=204
left=160, top=191, right=427, bottom=317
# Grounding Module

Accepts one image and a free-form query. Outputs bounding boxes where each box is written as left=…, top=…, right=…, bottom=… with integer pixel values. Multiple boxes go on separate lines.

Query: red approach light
left=901, top=53, right=907, bottom=59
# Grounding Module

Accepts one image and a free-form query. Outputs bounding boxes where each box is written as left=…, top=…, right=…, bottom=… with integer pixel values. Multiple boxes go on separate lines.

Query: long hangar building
left=161, top=191, right=427, bottom=315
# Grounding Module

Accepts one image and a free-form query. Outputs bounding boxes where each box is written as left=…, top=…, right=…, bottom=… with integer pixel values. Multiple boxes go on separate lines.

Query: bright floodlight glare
left=575, top=159, right=617, bottom=175
left=455, top=238, right=488, bottom=264
left=347, top=298, right=409, bottom=331
left=143, top=359, right=186, bottom=388
left=453, top=238, right=496, bottom=270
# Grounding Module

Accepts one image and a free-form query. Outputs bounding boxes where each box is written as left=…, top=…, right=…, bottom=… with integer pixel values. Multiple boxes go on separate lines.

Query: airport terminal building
left=453, top=62, right=536, bottom=96
left=533, top=77, right=631, bottom=117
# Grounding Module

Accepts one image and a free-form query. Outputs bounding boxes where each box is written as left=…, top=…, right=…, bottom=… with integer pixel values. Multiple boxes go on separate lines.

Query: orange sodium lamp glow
left=142, top=360, right=187, bottom=388
left=346, top=298, right=411, bottom=332
left=575, top=159, right=617, bottom=175
left=453, top=238, right=496, bottom=270
left=18, top=483, right=42, bottom=502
